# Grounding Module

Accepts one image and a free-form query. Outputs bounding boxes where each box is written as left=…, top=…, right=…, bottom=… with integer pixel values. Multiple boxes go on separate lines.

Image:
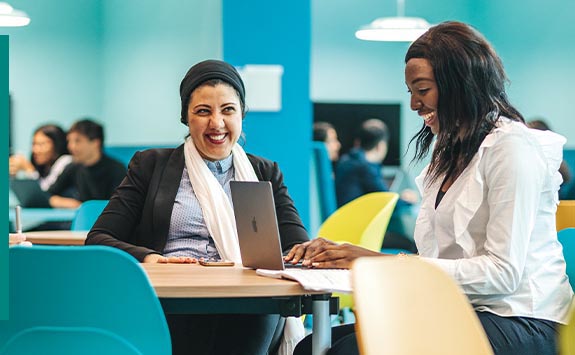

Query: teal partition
left=1, top=35, right=8, bottom=320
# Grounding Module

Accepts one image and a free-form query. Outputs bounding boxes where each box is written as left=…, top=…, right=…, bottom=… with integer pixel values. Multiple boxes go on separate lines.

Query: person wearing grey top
left=86, top=59, right=309, bottom=355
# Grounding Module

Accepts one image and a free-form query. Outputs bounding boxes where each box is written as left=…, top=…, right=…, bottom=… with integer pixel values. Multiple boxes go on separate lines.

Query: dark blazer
left=86, top=145, right=309, bottom=261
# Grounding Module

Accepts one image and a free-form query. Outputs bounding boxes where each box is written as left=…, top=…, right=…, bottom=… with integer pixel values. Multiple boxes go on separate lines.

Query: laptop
left=230, top=181, right=301, bottom=270
left=10, top=179, right=52, bottom=208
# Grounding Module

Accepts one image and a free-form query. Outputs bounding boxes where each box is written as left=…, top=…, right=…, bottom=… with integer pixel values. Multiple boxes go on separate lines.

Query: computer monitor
left=313, top=102, right=402, bottom=167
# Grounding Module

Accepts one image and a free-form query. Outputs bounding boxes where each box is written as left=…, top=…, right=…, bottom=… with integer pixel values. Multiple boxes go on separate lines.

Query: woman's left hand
left=284, top=237, right=381, bottom=269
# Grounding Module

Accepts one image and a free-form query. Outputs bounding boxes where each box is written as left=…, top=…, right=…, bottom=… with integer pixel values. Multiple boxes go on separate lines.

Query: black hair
left=31, top=124, right=69, bottom=177
left=313, top=121, right=335, bottom=142
left=358, top=120, right=388, bottom=151
left=405, top=21, right=524, bottom=185
left=68, top=118, right=104, bottom=150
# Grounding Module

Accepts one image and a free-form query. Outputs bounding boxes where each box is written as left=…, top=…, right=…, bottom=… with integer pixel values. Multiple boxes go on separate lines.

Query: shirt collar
left=204, top=154, right=233, bottom=174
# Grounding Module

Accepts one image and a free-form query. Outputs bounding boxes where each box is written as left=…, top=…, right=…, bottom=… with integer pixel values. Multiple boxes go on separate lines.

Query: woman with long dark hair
left=290, top=21, right=573, bottom=355
left=10, top=124, right=72, bottom=191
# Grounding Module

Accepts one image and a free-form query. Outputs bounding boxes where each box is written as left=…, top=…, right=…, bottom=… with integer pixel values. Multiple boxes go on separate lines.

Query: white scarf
left=183, top=136, right=257, bottom=264
left=183, top=137, right=305, bottom=354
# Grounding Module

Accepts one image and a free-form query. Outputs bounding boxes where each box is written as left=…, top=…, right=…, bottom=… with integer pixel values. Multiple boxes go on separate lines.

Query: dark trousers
left=477, top=311, right=559, bottom=355
left=166, top=314, right=281, bottom=355
left=294, top=311, right=559, bottom=355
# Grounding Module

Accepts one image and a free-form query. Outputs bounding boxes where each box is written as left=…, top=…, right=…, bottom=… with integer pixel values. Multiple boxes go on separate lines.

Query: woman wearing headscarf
left=86, top=59, right=309, bottom=354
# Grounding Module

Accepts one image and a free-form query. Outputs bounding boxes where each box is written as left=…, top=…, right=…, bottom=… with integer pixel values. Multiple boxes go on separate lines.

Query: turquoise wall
left=3, top=0, right=103, bottom=156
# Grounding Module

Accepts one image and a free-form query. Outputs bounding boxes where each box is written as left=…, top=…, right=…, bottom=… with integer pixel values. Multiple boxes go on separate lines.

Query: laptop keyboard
left=284, top=260, right=305, bottom=269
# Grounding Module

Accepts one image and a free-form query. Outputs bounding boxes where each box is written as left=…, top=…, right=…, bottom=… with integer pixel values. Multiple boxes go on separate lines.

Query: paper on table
left=256, top=268, right=352, bottom=293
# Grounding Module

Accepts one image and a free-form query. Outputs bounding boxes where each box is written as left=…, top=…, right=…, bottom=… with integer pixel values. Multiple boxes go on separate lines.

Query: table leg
left=312, top=294, right=331, bottom=355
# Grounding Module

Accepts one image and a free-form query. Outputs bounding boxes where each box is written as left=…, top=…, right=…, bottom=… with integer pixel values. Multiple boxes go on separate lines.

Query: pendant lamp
left=355, top=0, right=429, bottom=42
left=0, top=2, right=30, bottom=27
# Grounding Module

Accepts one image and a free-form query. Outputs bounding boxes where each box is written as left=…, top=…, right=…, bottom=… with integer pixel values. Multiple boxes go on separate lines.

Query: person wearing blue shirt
left=335, top=119, right=418, bottom=251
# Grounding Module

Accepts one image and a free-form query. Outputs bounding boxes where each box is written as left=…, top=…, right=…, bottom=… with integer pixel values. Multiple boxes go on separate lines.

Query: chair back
left=560, top=149, right=575, bottom=200
left=312, top=142, right=337, bottom=223
left=318, top=192, right=399, bottom=251
left=0, top=246, right=171, bottom=355
left=557, top=200, right=575, bottom=231
left=352, top=257, right=493, bottom=355
left=71, top=200, right=108, bottom=231
left=558, top=228, right=575, bottom=290
left=559, top=298, right=575, bottom=355
left=318, top=192, right=398, bottom=310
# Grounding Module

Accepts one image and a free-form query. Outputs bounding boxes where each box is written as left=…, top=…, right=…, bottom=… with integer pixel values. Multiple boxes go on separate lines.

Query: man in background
left=335, top=119, right=418, bottom=252
left=48, top=118, right=126, bottom=208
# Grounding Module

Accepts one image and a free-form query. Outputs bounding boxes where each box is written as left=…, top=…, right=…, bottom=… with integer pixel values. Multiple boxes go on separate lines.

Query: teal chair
left=312, top=142, right=337, bottom=223
left=0, top=246, right=171, bottom=355
left=558, top=227, right=575, bottom=290
left=71, top=200, right=108, bottom=231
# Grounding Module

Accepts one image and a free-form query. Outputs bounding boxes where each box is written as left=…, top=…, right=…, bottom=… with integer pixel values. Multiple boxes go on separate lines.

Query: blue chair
left=312, top=142, right=337, bottom=223
left=560, top=149, right=575, bottom=200
left=558, top=227, right=575, bottom=290
left=0, top=245, right=171, bottom=355
left=71, top=200, right=108, bottom=231
left=105, top=145, right=175, bottom=168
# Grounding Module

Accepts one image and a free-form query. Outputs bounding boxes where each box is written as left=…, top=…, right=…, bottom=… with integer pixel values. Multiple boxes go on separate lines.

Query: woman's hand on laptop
left=284, top=238, right=381, bottom=269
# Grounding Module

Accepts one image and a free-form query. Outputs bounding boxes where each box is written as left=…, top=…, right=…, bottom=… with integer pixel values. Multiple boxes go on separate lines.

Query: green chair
left=71, top=200, right=108, bottom=231
left=0, top=245, right=171, bottom=355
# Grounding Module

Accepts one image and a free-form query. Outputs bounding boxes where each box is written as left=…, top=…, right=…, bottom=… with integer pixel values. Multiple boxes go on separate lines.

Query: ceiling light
left=355, top=0, right=430, bottom=42
left=0, top=2, right=30, bottom=27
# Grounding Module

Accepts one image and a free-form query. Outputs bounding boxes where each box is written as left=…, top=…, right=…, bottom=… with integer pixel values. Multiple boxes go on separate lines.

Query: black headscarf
left=179, top=59, right=246, bottom=125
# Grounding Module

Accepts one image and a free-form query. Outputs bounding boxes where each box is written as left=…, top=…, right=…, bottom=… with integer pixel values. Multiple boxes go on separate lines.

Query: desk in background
left=143, top=263, right=339, bottom=355
left=24, top=230, right=88, bottom=245
left=8, top=208, right=77, bottom=232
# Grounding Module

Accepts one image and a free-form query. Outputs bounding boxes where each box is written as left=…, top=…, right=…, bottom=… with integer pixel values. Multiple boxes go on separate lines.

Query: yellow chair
left=317, top=192, right=399, bottom=310
left=318, top=192, right=399, bottom=251
left=557, top=200, right=575, bottom=231
left=559, top=298, right=575, bottom=355
left=352, top=257, right=493, bottom=355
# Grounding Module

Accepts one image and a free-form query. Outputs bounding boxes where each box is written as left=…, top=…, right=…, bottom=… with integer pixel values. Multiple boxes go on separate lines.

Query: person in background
left=527, top=118, right=573, bottom=199
left=86, top=59, right=309, bottom=355
left=289, top=21, right=573, bottom=355
left=48, top=119, right=126, bottom=208
left=335, top=119, right=418, bottom=206
left=335, top=119, right=419, bottom=252
left=9, top=124, right=72, bottom=191
left=313, top=121, right=341, bottom=163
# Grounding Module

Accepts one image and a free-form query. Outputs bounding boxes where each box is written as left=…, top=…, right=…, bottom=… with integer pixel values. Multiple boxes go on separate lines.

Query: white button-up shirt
left=414, top=118, right=573, bottom=323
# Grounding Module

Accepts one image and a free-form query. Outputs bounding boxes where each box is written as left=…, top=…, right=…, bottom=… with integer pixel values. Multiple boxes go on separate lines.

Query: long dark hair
left=405, top=21, right=524, bottom=185
left=31, top=124, right=69, bottom=177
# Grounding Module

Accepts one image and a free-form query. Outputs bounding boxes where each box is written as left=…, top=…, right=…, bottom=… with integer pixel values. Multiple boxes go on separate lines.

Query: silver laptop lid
left=230, top=181, right=285, bottom=270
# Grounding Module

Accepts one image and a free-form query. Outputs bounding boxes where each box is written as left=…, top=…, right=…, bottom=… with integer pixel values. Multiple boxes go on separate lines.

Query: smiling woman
left=85, top=59, right=310, bottom=355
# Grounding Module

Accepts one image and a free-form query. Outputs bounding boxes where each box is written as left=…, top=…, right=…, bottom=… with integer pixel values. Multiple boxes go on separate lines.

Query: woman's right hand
left=284, top=237, right=381, bottom=269
left=9, top=154, right=34, bottom=176
left=143, top=253, right=196, bottom=264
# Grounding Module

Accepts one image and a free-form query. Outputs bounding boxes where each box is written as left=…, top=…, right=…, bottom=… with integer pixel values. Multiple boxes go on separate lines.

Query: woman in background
left=9, top=124, right=72, bottom=191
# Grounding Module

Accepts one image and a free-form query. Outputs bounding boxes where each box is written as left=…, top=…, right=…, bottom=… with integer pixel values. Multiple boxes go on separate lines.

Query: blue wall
left=222, top=0, right=312, bottom=227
